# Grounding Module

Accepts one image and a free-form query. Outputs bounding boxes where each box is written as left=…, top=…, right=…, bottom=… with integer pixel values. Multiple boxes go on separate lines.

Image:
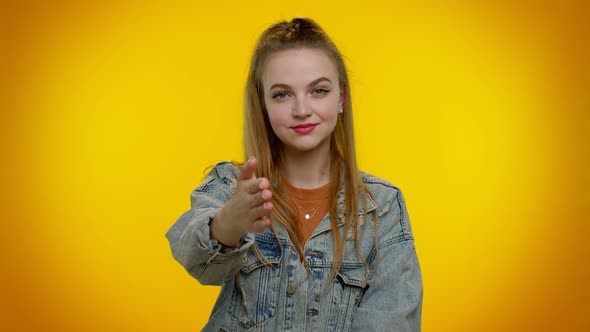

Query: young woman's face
left=262, top=48, right=344, bottom=155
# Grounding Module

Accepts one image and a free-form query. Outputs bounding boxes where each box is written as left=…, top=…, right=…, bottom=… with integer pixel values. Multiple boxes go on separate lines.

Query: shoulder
left=190, top=161, right=240, bottom=204
left=360, top=171, right=400, bottom=190
left=360, top=171, right=403, bottom=209
left=197, top=161, right=241, bottom=190
left=360, top=171, right=414, bottom=242
left=207, top=161, right=241, bottom=180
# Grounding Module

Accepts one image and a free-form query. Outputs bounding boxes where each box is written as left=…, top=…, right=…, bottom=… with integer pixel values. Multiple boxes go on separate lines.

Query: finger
left=258, top=177, right=269, bottom=190
left=249, top=188, right=272, bottom=207
left=239, top=156, right=257, bottom=181
left=259, top=215, right=271, bottom=227
left=245, top=177, right=269, bottom=194
left=251, top=215, right=271, bottom=233
left=250, top=201, right=273, bottom=220
left=261, top=215, right=271, bottom=226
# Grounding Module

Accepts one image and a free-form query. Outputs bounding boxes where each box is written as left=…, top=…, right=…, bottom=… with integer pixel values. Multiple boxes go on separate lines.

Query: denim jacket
left=166, top=162, right=423, bottom=331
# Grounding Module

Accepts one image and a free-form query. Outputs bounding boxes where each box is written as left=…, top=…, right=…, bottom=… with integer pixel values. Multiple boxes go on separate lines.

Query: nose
left=292, top=96, right=312, bottom=118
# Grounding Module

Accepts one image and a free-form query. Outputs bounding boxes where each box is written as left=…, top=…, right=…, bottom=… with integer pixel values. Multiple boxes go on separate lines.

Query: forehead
left=263, top=48, right=338, bottom=89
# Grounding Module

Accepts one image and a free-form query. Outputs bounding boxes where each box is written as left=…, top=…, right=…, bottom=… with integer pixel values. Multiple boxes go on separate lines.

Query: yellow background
left=3, top=1, right=589, bottom=331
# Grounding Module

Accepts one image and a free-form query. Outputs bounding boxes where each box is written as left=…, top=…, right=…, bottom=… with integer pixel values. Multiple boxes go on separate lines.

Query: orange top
left=285, top=180, right=331, bottom=248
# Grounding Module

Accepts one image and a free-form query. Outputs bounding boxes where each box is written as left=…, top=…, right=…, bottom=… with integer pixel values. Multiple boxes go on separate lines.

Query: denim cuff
left=199, top=214, right=255, bottom=256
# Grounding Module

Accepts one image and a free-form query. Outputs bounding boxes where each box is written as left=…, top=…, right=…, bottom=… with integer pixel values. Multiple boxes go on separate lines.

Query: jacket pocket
left=329, top=264, right=369, bottom=330
left=228, top=240, right=282, bottom=329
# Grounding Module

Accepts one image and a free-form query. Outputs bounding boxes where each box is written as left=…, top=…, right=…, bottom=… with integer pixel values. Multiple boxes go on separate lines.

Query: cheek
left=266, top=107, right=288, bottom=130
left=317, top=102, right=339, bottom=121
left=317, top=95, right=339, bottom=115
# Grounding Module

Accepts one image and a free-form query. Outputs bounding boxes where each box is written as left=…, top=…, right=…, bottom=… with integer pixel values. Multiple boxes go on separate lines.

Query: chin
left=278, top=132, right=330, bottom=153
left=289, top=139, right=330, bottom=154
left=289, top=144, right=319, bottom=153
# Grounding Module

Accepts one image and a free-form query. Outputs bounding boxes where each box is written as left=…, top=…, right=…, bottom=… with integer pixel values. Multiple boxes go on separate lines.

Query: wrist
left=210, top=211, right=244, bottom=248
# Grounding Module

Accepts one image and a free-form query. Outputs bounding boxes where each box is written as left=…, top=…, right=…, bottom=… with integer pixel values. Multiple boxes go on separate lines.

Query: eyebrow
left=269, top=77, right=333, bottom=92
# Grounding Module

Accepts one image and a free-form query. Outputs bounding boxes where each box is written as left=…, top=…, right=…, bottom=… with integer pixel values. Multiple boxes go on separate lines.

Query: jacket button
left=286, top=285, right=296, bottom=295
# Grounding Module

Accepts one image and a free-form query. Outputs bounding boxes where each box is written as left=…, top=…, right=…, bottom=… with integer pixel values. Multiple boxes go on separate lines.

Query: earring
left=338, top=106, right=343, bottom=114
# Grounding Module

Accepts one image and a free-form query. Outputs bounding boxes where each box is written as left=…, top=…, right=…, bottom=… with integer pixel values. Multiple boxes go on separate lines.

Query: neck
left=283, top=142, right=331, bottom=189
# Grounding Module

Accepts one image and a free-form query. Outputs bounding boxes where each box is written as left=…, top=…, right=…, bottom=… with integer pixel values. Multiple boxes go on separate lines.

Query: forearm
left=166, top=207, right=254, bottom=286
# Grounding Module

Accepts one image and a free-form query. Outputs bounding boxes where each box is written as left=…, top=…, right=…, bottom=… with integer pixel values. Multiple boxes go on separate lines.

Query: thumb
left=239, top=156, right=257, bottom=180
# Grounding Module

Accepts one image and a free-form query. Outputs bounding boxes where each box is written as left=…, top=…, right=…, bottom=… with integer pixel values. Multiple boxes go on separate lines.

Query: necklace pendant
left=305, top=214, right=310, bottom=220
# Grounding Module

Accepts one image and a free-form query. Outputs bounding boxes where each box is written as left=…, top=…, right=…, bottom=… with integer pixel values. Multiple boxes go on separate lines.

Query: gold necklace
left=294, top=200, right=322, bottom=221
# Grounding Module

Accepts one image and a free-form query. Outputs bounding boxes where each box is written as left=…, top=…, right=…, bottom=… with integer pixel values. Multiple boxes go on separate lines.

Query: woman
left=166, top=17, right=423, bottom=331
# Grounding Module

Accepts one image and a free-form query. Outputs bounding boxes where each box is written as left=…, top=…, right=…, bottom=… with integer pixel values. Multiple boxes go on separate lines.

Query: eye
left=271, top=92, right=289, bottom=100
left=312, top=88, right=330, bottom=96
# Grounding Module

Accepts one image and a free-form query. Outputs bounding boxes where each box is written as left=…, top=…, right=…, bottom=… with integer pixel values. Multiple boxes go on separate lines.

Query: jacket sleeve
left=165, top=163, right=255, bottom=286
left=351, top=188, right=423, bottom=332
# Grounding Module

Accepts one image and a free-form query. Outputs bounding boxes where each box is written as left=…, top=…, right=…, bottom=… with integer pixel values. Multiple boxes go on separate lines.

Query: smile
left=292, top=123, right=317, bottom=134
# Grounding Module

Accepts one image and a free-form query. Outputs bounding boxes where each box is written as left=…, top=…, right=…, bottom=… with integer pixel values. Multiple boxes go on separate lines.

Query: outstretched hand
left=210, top=157, right=273, bottom=247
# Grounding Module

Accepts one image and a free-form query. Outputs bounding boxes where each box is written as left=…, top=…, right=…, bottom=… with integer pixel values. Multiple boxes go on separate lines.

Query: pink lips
left=292, top=123, right=317, bottom=134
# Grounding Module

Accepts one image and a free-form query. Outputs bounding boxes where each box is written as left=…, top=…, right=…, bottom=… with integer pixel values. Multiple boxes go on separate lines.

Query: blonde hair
left=242, top=18, right=376, bottom=281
